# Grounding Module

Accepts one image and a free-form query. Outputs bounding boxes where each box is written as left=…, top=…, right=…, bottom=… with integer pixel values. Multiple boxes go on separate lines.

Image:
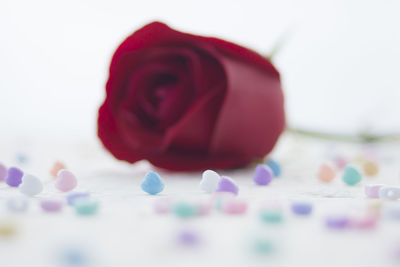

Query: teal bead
left=260, top=210, right=283, bottom=223
left=342, top=166, right=362, bottom=186
left=252, top=239, right=275, bottom=255
left=75, top=200, right=99, bottom=215
left=265, top=159, right=281, bottom=177
left=172, top=202, right=197, bottom=218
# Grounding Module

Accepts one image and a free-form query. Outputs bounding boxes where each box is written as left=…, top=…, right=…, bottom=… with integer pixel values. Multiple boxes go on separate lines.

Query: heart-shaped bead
left=5, top=167, right=23, bottom=187
left=253, top=164, right=273, bottom=186
left=342, top=166, right=362, bottom=186
left=141, top=171, right=164, bottom=195
left=19, top=174, right=43, bottom=196
left=55, top=170, right=77, bottom=192
left=317, top=163, right=336, bottom=183
left=216, top=176, right=239, bottom=196
left=200, top=170, right=220, bottom=193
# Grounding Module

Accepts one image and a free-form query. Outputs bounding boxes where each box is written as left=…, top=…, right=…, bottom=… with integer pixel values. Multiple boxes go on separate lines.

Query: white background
left=1, top=0, right=400, bottom=140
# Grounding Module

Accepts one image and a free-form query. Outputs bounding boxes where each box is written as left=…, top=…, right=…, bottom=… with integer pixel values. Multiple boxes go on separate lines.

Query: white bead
left=19, top=174, right=43, bottom=196
left=200, top=170, right=220, bottom=193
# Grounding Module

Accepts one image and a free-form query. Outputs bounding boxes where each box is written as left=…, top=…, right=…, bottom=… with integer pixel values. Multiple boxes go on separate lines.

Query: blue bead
left=291, top=202, right=313, bottom=216
left=141, top=171, right=165, bottom=195
left=266, top=159, right=281, bottom=177
left=342, top=166, right=362, bottom=186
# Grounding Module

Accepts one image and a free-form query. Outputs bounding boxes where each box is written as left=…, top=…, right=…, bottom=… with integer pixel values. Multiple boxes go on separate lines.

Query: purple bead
left=253, top=164, right=273, bottom=185
left=5, top=167, right=23, bottom=187
left=325, top=216, right=349, bottom=229
left=40, top=200, right=63, bottom=213
left=177, top=230, right=199, bottom=246
left=66, top=192, right=90, bottom=206
left=216, top=176, right=239, bottom=196
left=291, top=202, right=313, bottom=216
left=0, top=163, right=7, bottom=181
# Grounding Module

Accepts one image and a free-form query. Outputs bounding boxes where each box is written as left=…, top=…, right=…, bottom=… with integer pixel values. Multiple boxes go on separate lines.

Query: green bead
left=342, top=166, right=362, bottom=186
left=172, top=202, right=197, bottom=218
left=252, top=239, right=275, bottom=255
left=260, top=210, right=283, bottom=223
left=75, top=200, right=99, bottom=216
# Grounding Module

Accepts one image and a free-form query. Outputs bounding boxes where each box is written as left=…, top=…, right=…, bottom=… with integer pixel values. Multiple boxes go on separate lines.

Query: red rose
left=98, top=22, right=285, bottom=171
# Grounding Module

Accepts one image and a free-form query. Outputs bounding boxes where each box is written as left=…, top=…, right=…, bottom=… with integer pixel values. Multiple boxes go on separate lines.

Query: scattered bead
left=55, top=169, right=77, bottom=192
left=216, top=176, right=239, bottom=196
left=59, top=247, right=88, bottom=266
left=342, top=166, right=362, bottom=186
left=19, top=174, right=43, bottom=196
left=260, top=210, right=283, bottom=223
left=382, top=203, right=400, bottom=220
left=0, top=162, right=7, bottom=181
left=66, top=192, right=90, bottom=206
left=222, top=198, right=248, bottom=214
left=196, top=200, right=212, bottom=216
left=141, top=171, right=164, bottom=195
left=200, top=170, right=220, bottom=193
left=5, top=167, right=23, bottom=187
left=74, top=199, right=99, bottom=216
left=177, top=230, right=200, bottom=247
left=41, top=200, right=63, bottom=213
left=363, top=161, right=379, bottom=177
left=325, top=216, right=349, bottom=229
left=50, top=161, right=66, bottom=178
left=379, top=186, right=400, bottom=201
left=333, top=156, right=347, bottom=170
left=16, top=153, right=28, bottom=164
left=6, top=196, right=29, bottom=213
left=253, top=164, right=273, bottom=185
left=317, top=163, right=336, bottom=183
left=153, top=198, right=172, bottom=214
left=291, top=202, right=313, bottom=216
left=349, top=215, right=377, bottom=230
left=0, top=219, right=17, bottom=237
left=252, top=238, right=275, bottom=255
left=212, top=192, right=235, bottom=211
left=365, top=184, right=384, bottom=199
left=172, top=202, right=197, bottom=218
left=265, top=159, right=281, bottom=177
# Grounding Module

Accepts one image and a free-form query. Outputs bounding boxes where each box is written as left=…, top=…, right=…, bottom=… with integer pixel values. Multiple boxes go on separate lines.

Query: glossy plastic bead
left=265, top=159, right=281, bottom=177
left=41, top=200, right=63, bottom=213
left=200, top=170, right=220, bottom=193
left=253, top=164, right=273, bottom=185
left=50, top=161, right=66, bottom=178
left=74, top=199, right=98, bottom=215
left=172, top=202, right=197, bottom=218
left=19, top=174, right=43, bottom=196
left=5, top=167, right=23, bottom=187
left=342, top=166, right=362, bottom=186
left=0, top=163, right=7, bottom=181
left=317, top=163, right=336, bottom=183
left=55, top=170, right=77, bottom=192
left=141, top=171, right=164, bottom=195
left=349, top=215, right=377, bottom=230
left=252, top=238, right=275, bottom=255
left=379, top=186, right=400, bottom=201
left=212, top=192, right=235, bottom=211
left=325, top=216, right=349, bottom=229
left=66, top=192, right=90, bottom=206
left=6, top=197, right=29, bottom=213
left=363, top=161, right=379, bottom=177
left=216, top=176, right=238, bottom=196
left=222, top=199, right=247, bottom=214
left=364, top=184, right=384, bottom=199
left=291, top=202, right=313, bottom=216
left=260, top=210, right=283, bottom=223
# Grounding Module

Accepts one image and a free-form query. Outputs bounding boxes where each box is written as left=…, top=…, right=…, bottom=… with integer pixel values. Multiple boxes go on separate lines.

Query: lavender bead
left=177, top=230, right=200, bottom=246
left=40, top=200, right=63, bottom=213
left=0, top=163, right=7, bottom=181
left=5, top=167, right=23, bottom=187
left=253, top=164, right=273, bottom=185
left=66, top=192, right=90, bottom=206
left=216, top=176, right=239, bottom=196
left=325, top=216, right=349, bottom=229
left=291, top=202, right=313, bottom=216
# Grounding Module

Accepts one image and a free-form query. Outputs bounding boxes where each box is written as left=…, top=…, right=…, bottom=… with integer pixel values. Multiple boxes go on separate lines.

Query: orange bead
left=50, top=161, right=66, bottom=178
left=363, top=161, right=379, bottom=177
left=317, top=163, right=336, bottom=183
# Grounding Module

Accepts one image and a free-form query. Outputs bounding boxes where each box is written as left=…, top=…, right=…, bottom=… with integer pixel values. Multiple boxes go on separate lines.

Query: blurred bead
left=66, top=192, right=90, bottom=206
left=222, top=198, right=247, bottom=215
left=177, top=230, right=200, bottom=247
left=55, top=170, right=77, bottom=192
left=333, top=156, right=347, bottom=170
left=317, top=163, right=336, bottom=183
left=379, top=186, right=400, bottom=201
left=260, top=210, right=283, bottom=223
left=41, top=200, right=63, bottom=213
left=74, top=199, right=99, bottom=216
left=365, top=184, right=384, bottom=199
left=216, top=176, right=239, bottom=196
left=172, top=202, right=197, bottom=218
left=0, top=219, right=17, bottom=237
left=291, top=202, right=313, bottom=216
left=153, top=198, right=172, bottom=214
left=5, top=167, right=23, bottom=187
left=19, top=174, right=43, bottom=196
left=6, top=196, right=29, bottom=213
left=325, top=216, right=349, bottom=229
left=363, top=161, right=379, bottom=177
left=265, top=159, right=281, bottom=177
left=342, top=166, right=362, bottom=186
left=200, top=170, right=220, bottom=193
left=253, top=164, right=273, bottom=186
left=349, top=215, right=377, bottom=230
left=0, top=162, right=7, bottom=181
left=50, top=161, right=66, bottom=178
left=196, top=200, right=212, bottom=216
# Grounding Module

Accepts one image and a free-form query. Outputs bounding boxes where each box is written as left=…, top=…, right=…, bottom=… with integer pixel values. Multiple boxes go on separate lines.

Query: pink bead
left=317, top=163, right=336, bottom=183
left=222, top=199, right=248, bottom=215
left=40, top=200, right=63, bottom=213
left=55, top=170, right=77, bottom=192
left=349, top=215, right=378, bottom=230
left=0, top=163, right=7, bottom=181
left=153, top=198, right=172, bottom=214
left=365, top=184, right=384, bottom=199
left=334, top=156, right=347, bottom=170
left=196, top=201, right=212, bottom=216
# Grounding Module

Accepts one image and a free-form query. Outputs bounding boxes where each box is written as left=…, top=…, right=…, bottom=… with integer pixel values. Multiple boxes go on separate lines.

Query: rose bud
left=98, top=22, right=285, bottom=171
